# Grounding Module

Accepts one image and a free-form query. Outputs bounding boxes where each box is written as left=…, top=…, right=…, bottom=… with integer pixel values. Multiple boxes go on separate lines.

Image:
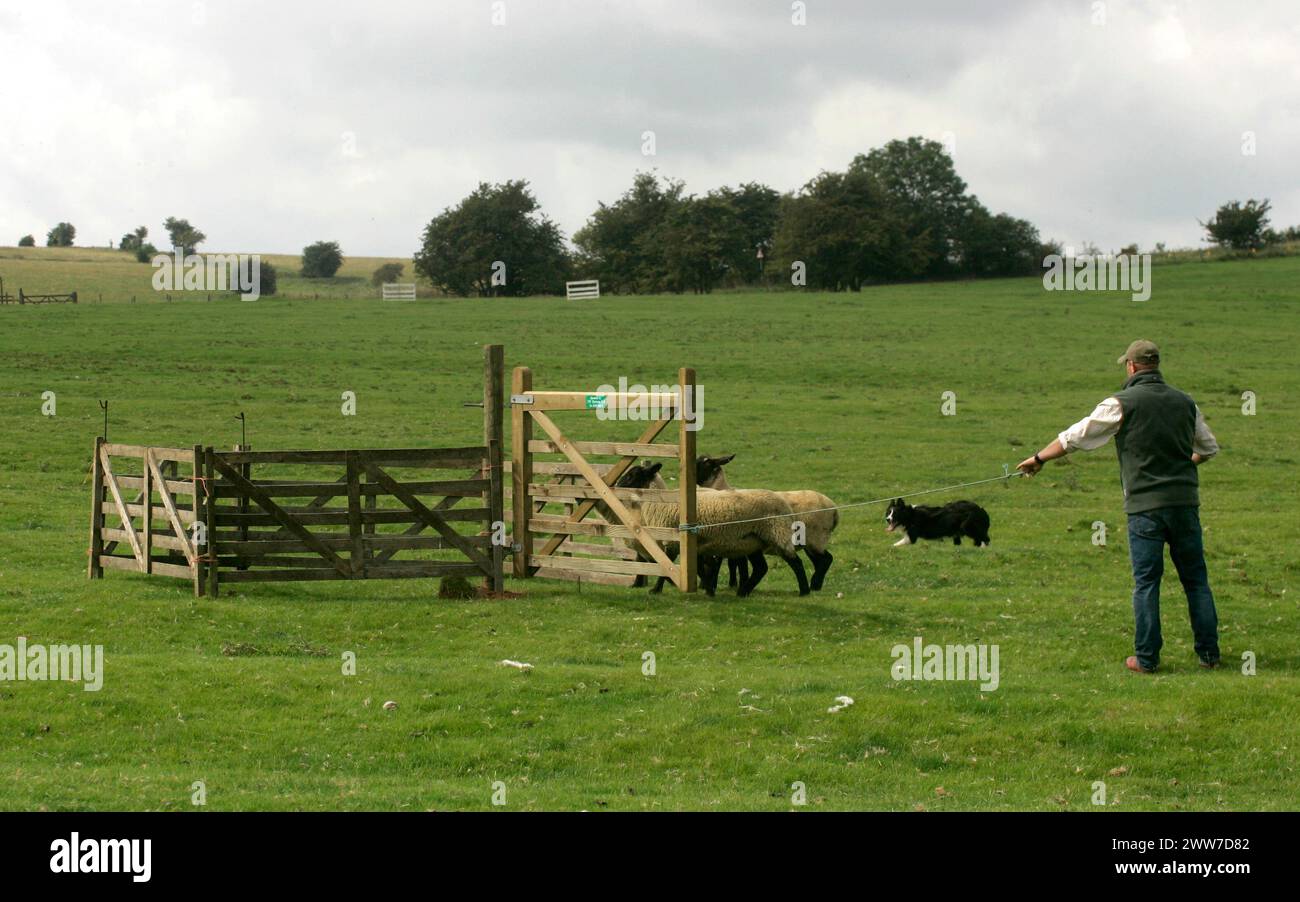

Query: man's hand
left=1192, top=452, right=1204, bottom=465
left=1018, top=439, right=1066, bottom=476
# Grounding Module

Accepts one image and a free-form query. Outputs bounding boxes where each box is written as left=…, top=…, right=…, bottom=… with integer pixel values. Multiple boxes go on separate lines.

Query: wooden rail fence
left=89, top=443, right=504, bottom=596
left=88, top=348, right=507, bottom=596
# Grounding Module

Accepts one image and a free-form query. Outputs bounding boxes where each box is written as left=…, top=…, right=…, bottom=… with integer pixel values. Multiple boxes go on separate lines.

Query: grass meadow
left=1, top=247, right=1297, bottom=810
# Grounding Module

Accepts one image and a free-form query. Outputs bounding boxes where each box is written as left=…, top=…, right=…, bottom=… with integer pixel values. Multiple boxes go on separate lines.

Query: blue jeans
left=1127, top=506, right=1219, bottom=670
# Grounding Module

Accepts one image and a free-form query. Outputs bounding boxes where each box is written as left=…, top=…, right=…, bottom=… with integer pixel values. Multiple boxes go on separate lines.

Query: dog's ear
left=716, top=453, right=735, bottom=466
left=648, top=462, right=663, bottom=475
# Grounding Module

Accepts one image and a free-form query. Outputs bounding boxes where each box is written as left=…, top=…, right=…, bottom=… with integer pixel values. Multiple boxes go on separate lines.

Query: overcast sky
left=2, top=0, right=1296, bottom=257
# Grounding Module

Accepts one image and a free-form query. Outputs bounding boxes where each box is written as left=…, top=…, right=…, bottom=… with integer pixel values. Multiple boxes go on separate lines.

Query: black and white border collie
left=885, top=499, right=991, bottom=547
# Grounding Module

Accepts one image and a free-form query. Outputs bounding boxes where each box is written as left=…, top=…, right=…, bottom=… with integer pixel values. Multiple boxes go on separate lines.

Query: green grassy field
left=0, top=245, right=413, bottom=301
left=1, top=247, right=1297, bottom=810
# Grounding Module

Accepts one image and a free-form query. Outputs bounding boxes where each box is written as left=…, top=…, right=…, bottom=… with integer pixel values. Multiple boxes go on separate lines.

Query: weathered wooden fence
left=88, top=441, right=205, bottom=593
left=509, top=366, right=698, bottom=592
left=202, top=445, right=500, bottom=594
left=89, top=443, right=504, bottom=596
left=88, top=347, right=507, bottom=596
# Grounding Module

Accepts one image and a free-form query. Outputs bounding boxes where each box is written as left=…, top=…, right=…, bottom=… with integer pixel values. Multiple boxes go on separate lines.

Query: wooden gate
left=202, top=446, right=500, bottom=594
left=88, top=440, right=205, bottom=594
left=509, top=366, right=698, bottom=592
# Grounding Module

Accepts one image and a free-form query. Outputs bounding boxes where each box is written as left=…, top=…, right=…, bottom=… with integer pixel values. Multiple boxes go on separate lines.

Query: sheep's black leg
left=807, top=549, right=833, bottom=591
left=699, top=556, right=720, bottom=596
left=781, top=552, right=811, bottom=596
left=953, top=536, right=961, bottom=546
left=728, top=557, right=748, bottom=589
left=649, top=546, right=679, bottom=593
left=737, top=552, right=767, bottom=597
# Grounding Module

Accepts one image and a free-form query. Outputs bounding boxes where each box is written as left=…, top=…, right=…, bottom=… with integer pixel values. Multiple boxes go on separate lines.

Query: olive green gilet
left=1113, top=369, right=1200, bottom=514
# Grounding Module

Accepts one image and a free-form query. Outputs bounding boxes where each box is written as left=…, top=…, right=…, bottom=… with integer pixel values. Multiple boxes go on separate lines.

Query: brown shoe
left=1198, top=659, right=1220, bottom=670
left=1126, top=655, right=1156, bottom=674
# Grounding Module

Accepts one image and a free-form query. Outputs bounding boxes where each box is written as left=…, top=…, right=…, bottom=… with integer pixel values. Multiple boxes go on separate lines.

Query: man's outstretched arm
left=1018, top=398, right=1123, bottom=475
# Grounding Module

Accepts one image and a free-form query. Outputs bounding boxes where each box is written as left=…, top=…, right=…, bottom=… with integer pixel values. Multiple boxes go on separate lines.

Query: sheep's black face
left=695, top=453, right=734, bottom=489
left=885, top=499, right=910, bottom=532
left=616, top=461, right=662, bottom=489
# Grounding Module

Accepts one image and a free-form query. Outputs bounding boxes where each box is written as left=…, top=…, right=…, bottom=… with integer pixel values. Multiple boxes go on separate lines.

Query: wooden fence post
left=193, top=443, right=205, bottom=597
left=236, top=444, right=250, bottom=571
left=205, top=448, right=219, bottom=597
left=678, top=367, right=697, bottom=593
left=142, top=448, right=153, bottom=574
left=88, top=437, right=105, bottom=579
left=346, top=450, right=364, bottom=578
left=484, top=345, right=505, bottom=592
left=510, top=366, right=533, bottom=578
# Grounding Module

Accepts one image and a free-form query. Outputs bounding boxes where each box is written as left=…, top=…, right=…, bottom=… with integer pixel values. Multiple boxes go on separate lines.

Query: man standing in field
left=1017, top=340, right=1221, bottom=673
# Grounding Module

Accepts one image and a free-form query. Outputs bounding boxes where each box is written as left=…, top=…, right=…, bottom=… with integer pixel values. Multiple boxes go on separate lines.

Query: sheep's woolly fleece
left=634, top=476, right=802, bottom=560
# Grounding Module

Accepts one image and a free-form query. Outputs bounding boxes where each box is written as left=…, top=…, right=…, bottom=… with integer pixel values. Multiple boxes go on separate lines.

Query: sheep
left=695, top=453, right=838, bottom=592
left=612, top=461, right=810, bottom=597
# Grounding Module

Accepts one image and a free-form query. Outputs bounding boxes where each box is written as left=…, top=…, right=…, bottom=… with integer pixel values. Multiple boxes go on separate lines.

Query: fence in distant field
left=381, top=283, right=417, bottom=300
left=0, top=277, right=76, bottom=305
left=565, top=280, right=600, bottom=300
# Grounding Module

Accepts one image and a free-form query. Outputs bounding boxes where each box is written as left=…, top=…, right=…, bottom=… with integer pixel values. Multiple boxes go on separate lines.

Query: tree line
left=414, top=137, right=1055, bottom=296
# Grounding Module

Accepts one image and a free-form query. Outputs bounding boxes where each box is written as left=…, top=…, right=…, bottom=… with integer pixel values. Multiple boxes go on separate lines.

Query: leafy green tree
left=851, top=137, right=974, bottom=277
left=301, top=241, right=344, bottom=278
left=1262, top=224, right=1300, bottom=245
left=711, top=182, right=781, bottom=281
left=120, top=226, right=148, bottom=252
left=135, top=242, right=159, bottom=263
left=573, top=172, right=685, bottom=294
left=46, top=222, right=76, bottom=247
left=655, top=192, right=764, bottom=295
left=254, top=260, right=278, bottom=297
left=163, top=217, right=206, bottom=255
left=772, top=167, right=926, bottom=290
left=18, top=234, right=35, bottom=247
left=371, top=262, right=405, bottom=286
left=1200, top=199, right=1272, bottom=251
left=954, top=202, right=1044, bottom=277
left=414, top=181, right=568, bottom=297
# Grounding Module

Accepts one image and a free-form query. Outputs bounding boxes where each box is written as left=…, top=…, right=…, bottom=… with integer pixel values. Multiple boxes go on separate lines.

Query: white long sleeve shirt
left=1057, top=397, right=1219, bottom=457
